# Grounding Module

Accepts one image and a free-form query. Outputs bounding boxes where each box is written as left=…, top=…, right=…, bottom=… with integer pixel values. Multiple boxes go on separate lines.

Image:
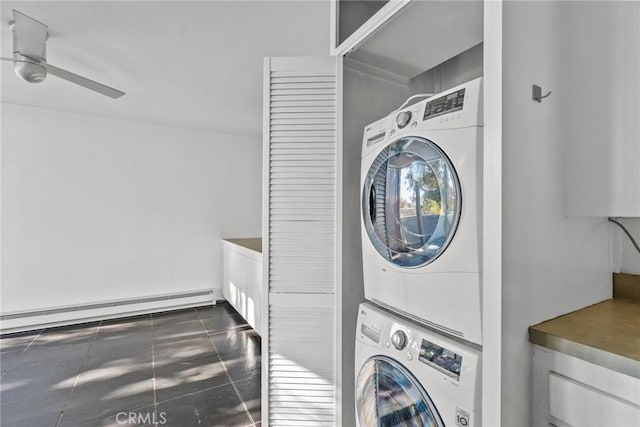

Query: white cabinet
left=532, top=345, right=640, bottom=427
left=561, top=1, right=640, bottom=217
left=222, top=240, right=262, bottom=335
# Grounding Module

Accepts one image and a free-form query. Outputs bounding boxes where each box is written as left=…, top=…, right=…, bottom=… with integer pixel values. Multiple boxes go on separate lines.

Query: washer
left=355, top=302, right=481, bottom=427
left=360, top=78, right=483, bottom=345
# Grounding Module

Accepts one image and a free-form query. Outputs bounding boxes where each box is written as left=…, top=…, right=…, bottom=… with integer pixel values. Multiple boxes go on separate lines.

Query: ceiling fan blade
left=1, top=57, right=13, bottom=61
left=12, top=10, right=48, bottom=61
left=46, top=63, right=125, bottom=99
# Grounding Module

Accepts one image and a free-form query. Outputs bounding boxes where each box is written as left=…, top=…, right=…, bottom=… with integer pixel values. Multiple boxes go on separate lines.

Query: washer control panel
left=386, top=327, right=462, bottom=379
left=357, top=302, right=475, bottom=384
left=356, top=302, right=482, bottom=423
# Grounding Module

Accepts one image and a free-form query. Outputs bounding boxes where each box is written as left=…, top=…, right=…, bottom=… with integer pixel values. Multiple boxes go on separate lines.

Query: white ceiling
left=1, top=1, right=330, bottom=137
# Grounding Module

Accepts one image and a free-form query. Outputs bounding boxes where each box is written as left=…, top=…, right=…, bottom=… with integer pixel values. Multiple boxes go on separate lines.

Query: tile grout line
left=197, top=308, right=257, bottom=426
left=0, top=328, right=43, bottom=377
left=227, top=359, right=257, bottom=426
left=154, top=371, right=244, bottom=405
left=150, top=312, right=158, bottom=427
left=229, top=375, right=258, bottom=426
left=55, top=321, right=102, bottom=427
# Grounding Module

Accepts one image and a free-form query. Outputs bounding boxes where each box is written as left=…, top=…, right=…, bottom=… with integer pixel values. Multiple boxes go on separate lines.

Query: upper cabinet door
left=562, top=1, right=640, bottom=217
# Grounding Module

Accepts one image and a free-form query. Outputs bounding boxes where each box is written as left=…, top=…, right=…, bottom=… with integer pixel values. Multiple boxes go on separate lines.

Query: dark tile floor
left=0, top=302, right=261, bottom=427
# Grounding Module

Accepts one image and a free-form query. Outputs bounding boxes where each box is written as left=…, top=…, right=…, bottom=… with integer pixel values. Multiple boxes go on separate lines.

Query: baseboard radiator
left=0, top=288, right=222, bottom=334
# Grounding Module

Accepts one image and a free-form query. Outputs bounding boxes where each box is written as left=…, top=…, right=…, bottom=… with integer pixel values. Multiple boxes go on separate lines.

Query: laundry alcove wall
left=262, top=1, right=490, bottom=425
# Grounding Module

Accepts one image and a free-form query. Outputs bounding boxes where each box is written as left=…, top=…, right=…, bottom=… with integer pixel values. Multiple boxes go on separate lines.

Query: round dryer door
left=356, top=356, right=444, bottom=427
left=362, top=136, right=461, bottom=268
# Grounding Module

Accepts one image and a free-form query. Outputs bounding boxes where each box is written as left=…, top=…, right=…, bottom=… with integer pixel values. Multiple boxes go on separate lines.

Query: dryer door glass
left=356, top=356, right=444, bottom=427
left=362, top=137, right=461, bottom=268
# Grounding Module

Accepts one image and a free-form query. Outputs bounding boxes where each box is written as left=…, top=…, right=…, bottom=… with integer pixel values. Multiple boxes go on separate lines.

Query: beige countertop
left=223, top=238, right=262, bottom=253
left=529, top=274, right=640, bottom=379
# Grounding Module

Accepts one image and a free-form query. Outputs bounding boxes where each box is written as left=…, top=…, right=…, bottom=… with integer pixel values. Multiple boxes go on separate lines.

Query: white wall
left=409, top=43, right=484, bottom=94
left=1, top=103, right=261, bottom=314
left=501, top=1, right=613, bottom=425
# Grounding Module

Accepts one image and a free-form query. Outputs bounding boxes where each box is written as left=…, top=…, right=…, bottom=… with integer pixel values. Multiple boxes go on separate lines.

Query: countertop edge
left=222, top=238, right=262, bottom=254
left=529, top=328, right=640, bottom=379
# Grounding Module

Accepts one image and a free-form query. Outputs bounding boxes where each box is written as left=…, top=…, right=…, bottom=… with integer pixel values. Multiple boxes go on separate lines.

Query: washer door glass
left=355, top=356, right=444, bottom=427
left=362, top=136, right=461, bottom=268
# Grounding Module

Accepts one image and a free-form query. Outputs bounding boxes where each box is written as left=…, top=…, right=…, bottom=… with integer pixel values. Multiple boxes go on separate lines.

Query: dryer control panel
left=423, top=88, right=466, bottom=120
left=361, top=77, right=482, bottom=159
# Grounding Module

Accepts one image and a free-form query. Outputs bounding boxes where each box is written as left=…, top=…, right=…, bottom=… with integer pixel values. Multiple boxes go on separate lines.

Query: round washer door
left=362, top=136, right=461, bottom=268
left=355, top=356, right=444, bottom=427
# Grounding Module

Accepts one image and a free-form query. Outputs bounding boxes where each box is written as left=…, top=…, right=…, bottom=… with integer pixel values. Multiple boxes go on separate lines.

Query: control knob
left=395, top=111, right=412, bottom=129
left=391, top=330, right=408, bottom=350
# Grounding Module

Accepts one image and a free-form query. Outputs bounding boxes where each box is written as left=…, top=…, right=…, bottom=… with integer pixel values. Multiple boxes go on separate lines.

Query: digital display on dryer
left=423, top=88, right=465, bottom=120
left=419, top=339, right=462, bottom=380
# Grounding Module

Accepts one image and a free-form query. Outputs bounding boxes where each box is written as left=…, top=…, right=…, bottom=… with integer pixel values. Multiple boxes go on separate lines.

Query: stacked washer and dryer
left=355, top=78, right=483, bottom=426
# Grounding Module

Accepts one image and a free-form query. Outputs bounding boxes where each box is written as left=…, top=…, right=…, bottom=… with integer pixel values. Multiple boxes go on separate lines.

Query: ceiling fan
left=1, top=9, right=125, bottom=99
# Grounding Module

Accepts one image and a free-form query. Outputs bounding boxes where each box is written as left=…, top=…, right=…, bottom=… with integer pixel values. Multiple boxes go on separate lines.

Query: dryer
left=360, top=78, right=483, bottom=345
left=355, top=302, right=481, bottom=427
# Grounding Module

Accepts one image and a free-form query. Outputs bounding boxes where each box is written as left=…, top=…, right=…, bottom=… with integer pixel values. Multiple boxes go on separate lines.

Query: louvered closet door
left=263, top=57, right=339, bottom=427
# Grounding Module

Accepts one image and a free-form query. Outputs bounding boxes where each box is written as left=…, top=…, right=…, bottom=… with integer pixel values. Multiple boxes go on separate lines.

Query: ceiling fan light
left=14, top=59, right=47, bottom=83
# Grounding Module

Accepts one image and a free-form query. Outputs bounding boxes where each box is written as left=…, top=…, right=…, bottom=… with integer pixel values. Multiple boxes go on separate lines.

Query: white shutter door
left=263, top=57, right=339, bottom=427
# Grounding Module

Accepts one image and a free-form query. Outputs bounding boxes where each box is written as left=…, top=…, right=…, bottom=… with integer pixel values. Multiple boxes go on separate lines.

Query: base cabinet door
left=532, top=345, right=640, bottom=427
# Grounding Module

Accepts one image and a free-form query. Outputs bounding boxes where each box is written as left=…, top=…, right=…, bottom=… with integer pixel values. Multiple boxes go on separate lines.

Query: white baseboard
left=212, top=288, right=224, bottom=302
left=0, top=289, right=217, bottom=334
